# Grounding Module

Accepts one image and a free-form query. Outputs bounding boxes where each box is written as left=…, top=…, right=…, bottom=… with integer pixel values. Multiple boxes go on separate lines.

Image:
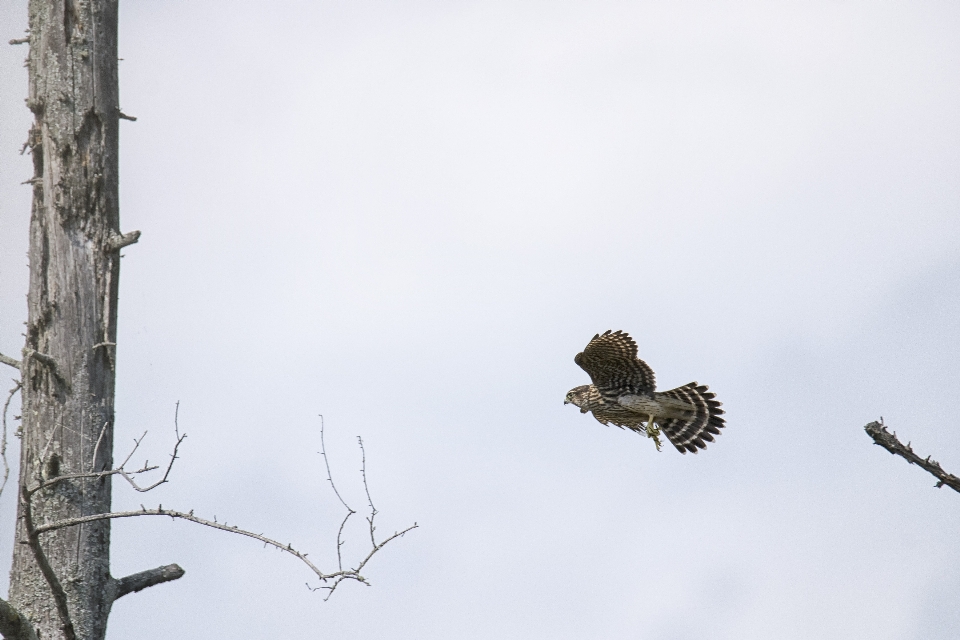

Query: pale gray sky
left=2, top=2, right=960, bottom=639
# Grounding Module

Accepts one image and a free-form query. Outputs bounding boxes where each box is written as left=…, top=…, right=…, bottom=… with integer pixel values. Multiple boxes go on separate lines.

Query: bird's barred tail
left=656, top=383, right=725, bottom=454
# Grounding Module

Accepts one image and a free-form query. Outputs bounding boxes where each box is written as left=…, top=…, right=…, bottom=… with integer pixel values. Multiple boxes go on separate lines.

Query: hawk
left=564, top=330, right=725, bottom=453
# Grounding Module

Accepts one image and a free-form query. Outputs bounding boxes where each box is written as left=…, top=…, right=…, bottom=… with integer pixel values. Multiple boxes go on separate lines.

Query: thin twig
left=320, top=415, right=356, bottom=572
left=89, top=421, right=109, bottom=473
left=319, top=415, right=353, bottom=512
left=118, top=406, right=186, bottom=492
left=1, top=380, right=22, bottom=498
left=319, top=522, right=418, bottom=599
left=29, top=405, right=183, bottom=496
left=119, top=431, right=147, bottom=470
left=358, top=436, right=378, bottom=548
left=864, top=420, right=960, bottom=494
left=310, top=423, right=418, bottom=600
left=334, top=510, right=353, bottom=573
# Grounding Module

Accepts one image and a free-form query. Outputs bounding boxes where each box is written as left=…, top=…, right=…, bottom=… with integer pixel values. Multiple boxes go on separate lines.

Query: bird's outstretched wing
left=574, top=330, right=656, bottom=396
left=654, top=382, right=725, bottom=454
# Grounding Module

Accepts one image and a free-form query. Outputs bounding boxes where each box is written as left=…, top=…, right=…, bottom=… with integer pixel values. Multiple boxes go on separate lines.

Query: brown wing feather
left=574, top=330, right=656, bottom=397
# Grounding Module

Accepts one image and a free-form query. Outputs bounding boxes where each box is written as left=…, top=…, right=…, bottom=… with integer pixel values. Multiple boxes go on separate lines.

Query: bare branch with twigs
left=31, top=505, right=417, bottom=600
left=116, top=403, right=186, bottom=492
left=1, top=380, right=22, bottom=499
left=310, top=415, right=418, bottom=598
left=22, top=408, right=416, bottom=604
left=25, top=463, right=160, bottom=497
left=864, top=419, right=960, bottom=494
left=310, top=421, right=419, bottom=599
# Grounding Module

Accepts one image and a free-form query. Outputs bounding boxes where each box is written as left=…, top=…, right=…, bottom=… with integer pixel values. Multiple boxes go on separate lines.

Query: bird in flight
left=564, top=330, right=725, bottom=453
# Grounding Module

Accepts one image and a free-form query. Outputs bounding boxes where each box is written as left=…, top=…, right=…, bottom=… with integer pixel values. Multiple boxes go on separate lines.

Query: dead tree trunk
left=1, top=4, right=415, bottom=638
left=8, top=1, right=136, bottom=638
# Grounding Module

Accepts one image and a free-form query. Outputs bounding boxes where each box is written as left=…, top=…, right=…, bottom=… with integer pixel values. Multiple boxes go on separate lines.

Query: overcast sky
left=2, top=2, right=960, bottom=639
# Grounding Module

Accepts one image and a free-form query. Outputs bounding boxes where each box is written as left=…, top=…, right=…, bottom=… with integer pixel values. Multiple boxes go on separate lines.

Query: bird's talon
left=645, top=416, right=662, bottom=451
left=647, top=429, right=663, bottom=451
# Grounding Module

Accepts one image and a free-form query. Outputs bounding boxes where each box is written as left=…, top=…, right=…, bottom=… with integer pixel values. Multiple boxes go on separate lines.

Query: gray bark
left=0, top=598, right=39, bottom=640
left=8, top=1, right=124, bottom=639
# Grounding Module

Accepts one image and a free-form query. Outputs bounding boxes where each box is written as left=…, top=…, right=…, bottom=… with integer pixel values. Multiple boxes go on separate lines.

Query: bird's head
left=564, top=385, right=593, bottom=414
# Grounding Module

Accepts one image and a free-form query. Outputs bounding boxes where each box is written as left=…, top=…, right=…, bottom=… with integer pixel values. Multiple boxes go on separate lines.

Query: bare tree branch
left=26, top=404, right=182, bottom=496
left=19, top=407, right=416, bottom=615
left=111, top=564, right=185, bottom=601
left=104, top=230, right=140, bottom=251
left=19, top=485, right=76, bottom=640
left=21, top=349, right=56, bottom=371
left=0, top=597, right=39, bottom=640
left=26, top=420, right=167, bottom=497
left=864, top=420, right=960, bottom=494
left=21, top=349, right=67, bottom=390
left=26, top=416, right=419, bottom=601
left=315, top=520, right=419, bottom=600
left=117, top=431, right=147, bottom=470
left=1, top=381, right=22, bottom=498
left=25, top=464, right=159, bottom=497
left=0, top=353, right=21, bottom=371
left=32, top=506, right=415, bottom=595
